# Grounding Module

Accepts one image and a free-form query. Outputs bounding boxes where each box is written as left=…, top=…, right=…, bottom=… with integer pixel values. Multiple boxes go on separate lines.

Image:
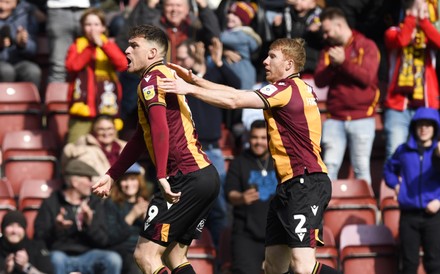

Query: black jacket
left=33, top=191, right=111, bottom=255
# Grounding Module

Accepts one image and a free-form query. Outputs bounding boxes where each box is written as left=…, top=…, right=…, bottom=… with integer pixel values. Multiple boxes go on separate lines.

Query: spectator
left=61, top=114, right=127, bottom=176
left=33, top=159, right=123, bottom=274
left=314, top=7, right=380, bottom=185
left=383, top=107, right=440, bottom=274
left=220, top=1, right=261, bottom=89
left=0, top=210, right=54, bottom=274
left=116, top=0, right=221, bottom=63
left=46, top=0, right=90, bottom=83
left=224, top=119, right=277, bottom=274
left=383, top=0, right=440, bottom=159
left=65, top=8, right=127, bottom=144
left=272, top=0, right=323, bottom=75
left=0, top=0, right=41, bottom=90
left=105, top=162, right=152, bottom=274
left=175, top=37, right=241, bottom=249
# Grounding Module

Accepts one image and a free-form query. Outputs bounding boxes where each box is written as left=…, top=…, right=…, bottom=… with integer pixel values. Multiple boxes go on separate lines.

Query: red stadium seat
left=316, top=226, right=339, bottom=270
left=187, top=228, right=216, bottom=274
left=44, top=82, right=69, bottom=147
left=0, top=82, right=43, bottom=144
left=325, top=179, right=378, bottom=247
left=0, top=178, right=17, bottom=228
left=340, top=224, right=398, bottom=274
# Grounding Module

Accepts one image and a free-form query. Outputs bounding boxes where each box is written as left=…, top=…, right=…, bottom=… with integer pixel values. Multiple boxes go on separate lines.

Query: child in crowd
left=220, top=1, right=262, bottom=89
left=65, top=8, right=127, bottom=143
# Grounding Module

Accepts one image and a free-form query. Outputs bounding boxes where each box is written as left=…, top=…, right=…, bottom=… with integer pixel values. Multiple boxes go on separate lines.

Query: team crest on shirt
left=142, top=85, right=155, bottom=100
left=260, top=84, right=278, bottom=95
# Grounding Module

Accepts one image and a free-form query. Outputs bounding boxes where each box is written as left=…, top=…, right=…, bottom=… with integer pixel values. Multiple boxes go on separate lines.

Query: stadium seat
left=187, top=228, right=216, bottom=274
left=218, top=226, right=232, bottom=273
left=44, top=82, right=69, bottom=147
left=324, top=179, right=378, bottom=247
left=340, top=224, right=398, bottom=274
left=18, top=179, right=62, bottom=238
left=0, top=178, right=17, bottom=228
left=2, top=156, right=58, bottom=197
left=316, top=226, right=339, bottom=270
left=379, top=179, right=400, bottom=242
left=0, top=82, right=43, bottom=144
left=1, top=130, right=59, bottom=160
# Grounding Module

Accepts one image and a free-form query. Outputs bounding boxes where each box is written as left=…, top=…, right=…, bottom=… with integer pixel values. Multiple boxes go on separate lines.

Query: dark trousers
left=400, top=209, right=440, bottom=274
left=231, top=232, right=265, bottom=274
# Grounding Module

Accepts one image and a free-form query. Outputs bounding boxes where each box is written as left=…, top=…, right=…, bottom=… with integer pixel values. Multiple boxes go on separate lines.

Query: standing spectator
left=224, top=119, right=277, bottom=274
left=383, top=0, right=440, bottom=159
left=92, top=25, right=220, bottom=274
left=272, top=0, right=323, bottom=75
left=46, top=0, right=90, bottom=83
left=0, top=0, right=41, bottom=89
left=314, top=7, right=380, bottom=185
left=160, top=37, right=339, bottom=274
left=0, top=210, right=54, bottom=274
left=105, top=162, right=152, bottom=274
left=175, top=37, right=241, bottom=249
left=61, top=114, right=127, bottom=176
left=116, top=0, right=221, bottom=63
left=34, top=159, right=123, bottom=274
left=65, top=8, right=127, bottom=143
left=220, top=1, right=261, bottom=89
left=383, top=107, right=440, bottom=274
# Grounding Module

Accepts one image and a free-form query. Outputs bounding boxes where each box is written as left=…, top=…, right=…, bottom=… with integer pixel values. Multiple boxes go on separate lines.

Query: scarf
left=70, top=36, right=120, bottom=118
left=396, top=28, right=426, bottom=107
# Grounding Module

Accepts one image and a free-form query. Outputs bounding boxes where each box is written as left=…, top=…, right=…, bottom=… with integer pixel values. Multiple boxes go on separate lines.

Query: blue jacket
left=0, top=0, right=38, bottom=63
left=383, top=107, right=440, bottom=210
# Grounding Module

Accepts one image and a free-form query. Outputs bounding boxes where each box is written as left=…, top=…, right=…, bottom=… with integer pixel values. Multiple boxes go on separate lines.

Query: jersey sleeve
left=254, top=82, right=292, bottom=109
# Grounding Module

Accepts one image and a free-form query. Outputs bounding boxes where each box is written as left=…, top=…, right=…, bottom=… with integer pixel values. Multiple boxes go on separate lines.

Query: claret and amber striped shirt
left=254, top=74, right=327, bottom=184
left=107, top=61, right=211, bottom=180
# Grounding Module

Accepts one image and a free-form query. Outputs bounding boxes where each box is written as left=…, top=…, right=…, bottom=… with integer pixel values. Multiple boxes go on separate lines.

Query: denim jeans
left=50, top=249, right=122, bottom=274
left=321, top=117, right=375, bottom=184
left=384, top=108, right=417, bottom=160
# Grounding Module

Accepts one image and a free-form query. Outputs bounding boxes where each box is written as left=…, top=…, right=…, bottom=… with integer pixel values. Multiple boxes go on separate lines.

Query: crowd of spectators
left=1, top=0, right=440, bottom=273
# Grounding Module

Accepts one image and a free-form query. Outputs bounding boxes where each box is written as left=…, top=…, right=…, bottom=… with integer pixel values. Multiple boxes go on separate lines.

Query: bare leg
left=134, top=237, right=167, bottom=274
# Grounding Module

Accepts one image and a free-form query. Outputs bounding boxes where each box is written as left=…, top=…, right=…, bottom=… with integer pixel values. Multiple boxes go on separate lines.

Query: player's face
left=263, top=48, right=288, bottom=83
left=125, top=36, right=152, bottom=75
left=249, top=127, right=268, bottom=157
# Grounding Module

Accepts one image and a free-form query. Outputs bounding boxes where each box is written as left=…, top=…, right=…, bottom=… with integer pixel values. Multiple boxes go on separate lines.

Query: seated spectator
left=61, top=114, right=127, bottom=176
left=0, top=0, right=42, bottom=90
left=104, top=162, right=152, bottom=274
left=65, top=8, right=127, bottom=143
left=0, top=210, right=54, bottom=274
left=383, top=107, right=440, bottom=274
left=224, top=119, right=277, bottom=274
left=33, top=159, right=123, bottom=274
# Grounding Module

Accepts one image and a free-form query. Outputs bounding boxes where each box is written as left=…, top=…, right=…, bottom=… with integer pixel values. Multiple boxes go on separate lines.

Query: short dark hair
left=320, top=7, right=347, bottom=22
left=129, top=24, right=169, bottom=56
left=250, top=119, right=266, bottom=131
